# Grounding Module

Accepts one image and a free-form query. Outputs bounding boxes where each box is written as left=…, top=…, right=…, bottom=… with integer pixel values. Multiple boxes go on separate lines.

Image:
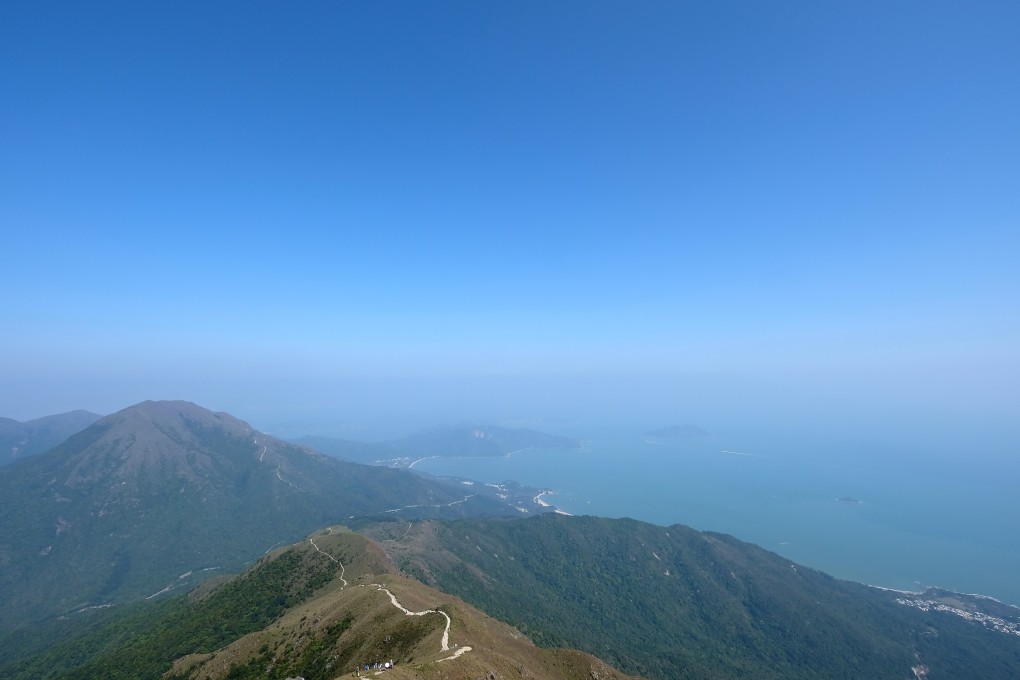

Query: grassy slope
left=0, top=404, right=517, bottom=631
left=2, top=528, right=640, bottom=680
left=373, top=514, right=1020, bottom=680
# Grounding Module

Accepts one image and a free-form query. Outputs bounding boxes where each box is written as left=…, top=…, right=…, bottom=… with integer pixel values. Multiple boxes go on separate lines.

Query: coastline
left=534, top=489, right=572, bottom=516
left=408, top=447, right=535, bottom=468
left=407, top=455, right=440, bottom=469
left=401, top=440, right=1019, bottom=606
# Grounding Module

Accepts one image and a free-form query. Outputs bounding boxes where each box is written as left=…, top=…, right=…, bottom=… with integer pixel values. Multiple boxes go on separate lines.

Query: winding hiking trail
left=250, top=437, right=306, bottom=492
left=383, top=494, right=475, bottom=514
left=362, top=583, right=472, bottom=662
left=274, top=465, right=305, bottom=492
left=385, top=523, right=413, bottom=543
left=144, top=566, right=222, bottom=600
left=252, top=437, right=267, bottom=462
left=306, top=533, right=468, bottom=662
left=308, top=536, right=347, bottom=588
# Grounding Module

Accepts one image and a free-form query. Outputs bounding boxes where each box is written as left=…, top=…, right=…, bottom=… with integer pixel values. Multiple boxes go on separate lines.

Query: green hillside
left=369, top=514, right=1020, bottom=680
left=0, top=401, right=526, bottom=633
left=2, top=528, right=639, bottom=680
left=4, top=404, right=1017, bottom=679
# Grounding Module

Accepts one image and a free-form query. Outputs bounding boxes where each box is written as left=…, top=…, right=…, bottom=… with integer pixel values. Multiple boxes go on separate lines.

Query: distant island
left=645, top=424, right=713, bottom=439
left=394, top=424, right=579, bottom=457
left=297, top=424, right=581, bottom=467
left=837, top=497, right=863, bottom=504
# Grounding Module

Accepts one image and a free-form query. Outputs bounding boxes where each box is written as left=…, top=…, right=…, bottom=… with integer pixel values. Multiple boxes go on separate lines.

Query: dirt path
left=308, top=537, right=347, bottom=588
left=363, top=583, right=472, bottom=660
left=383, top=494, right=475, bottom=514
left=252, top=437, right=267, bottom=462
left=274, top=465, right=305, bottom=492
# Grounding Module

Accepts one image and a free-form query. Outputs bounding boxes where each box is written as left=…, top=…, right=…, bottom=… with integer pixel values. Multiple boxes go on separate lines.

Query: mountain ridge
left=0, top=409, right=102, bottom=466
left=0, top=401, right=532, bottom=632
left=366, top=514, right=1020, bottom=680
left=4, top=401, right=1018, bottom=679
left=2, top=527, right=641, bottom=680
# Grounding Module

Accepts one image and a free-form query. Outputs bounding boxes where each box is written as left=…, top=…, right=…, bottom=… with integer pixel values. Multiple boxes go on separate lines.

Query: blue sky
left=2, top=2, right=1017, bottom=438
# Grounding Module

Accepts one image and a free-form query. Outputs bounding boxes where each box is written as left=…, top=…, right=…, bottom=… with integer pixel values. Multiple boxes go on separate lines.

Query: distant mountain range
left=0, top=410, right=102, bottom=466
left=0, top=401, right=538, bottom=632
left=295, top=424, right=581, bottom=467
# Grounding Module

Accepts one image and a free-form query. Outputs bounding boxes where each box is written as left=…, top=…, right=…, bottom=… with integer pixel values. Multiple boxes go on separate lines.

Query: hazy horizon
left=3, top=3, right=1017, bottom=458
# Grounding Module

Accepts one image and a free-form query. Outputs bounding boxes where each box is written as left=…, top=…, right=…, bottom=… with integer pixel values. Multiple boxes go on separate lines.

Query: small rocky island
left=836, top=497, right=863, bottom=504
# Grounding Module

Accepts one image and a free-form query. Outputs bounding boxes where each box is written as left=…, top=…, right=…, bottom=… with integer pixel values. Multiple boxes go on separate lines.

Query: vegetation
left=203, top=614, right=354, bottom=680
left=5, top=404, right=1018, bottom=679
left=2, top=529, right=640, bottom=680
left=0, top=401, right=519, bottom=632
left=2, top=541, right=345, bottom=680
left=378, top=514, right=1020, bottom=680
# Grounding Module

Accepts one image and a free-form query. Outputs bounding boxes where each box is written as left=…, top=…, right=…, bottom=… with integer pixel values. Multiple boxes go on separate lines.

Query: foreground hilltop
left=0, top=401, right=528, bottom=631
left=6, top=528, right=639, bottom=680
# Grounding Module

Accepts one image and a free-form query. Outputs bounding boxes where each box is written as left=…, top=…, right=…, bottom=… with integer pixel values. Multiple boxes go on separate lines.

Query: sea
left=412, top=427, right=1020, bottom=606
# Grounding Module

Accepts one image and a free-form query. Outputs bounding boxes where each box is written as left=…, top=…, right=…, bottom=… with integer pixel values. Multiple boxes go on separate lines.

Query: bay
left=413, top=428, right=1020, bottom=606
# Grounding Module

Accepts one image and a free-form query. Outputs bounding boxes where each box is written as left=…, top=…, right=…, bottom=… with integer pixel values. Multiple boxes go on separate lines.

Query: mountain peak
left=104, top=399, right=252, bottom=433
left=0, top=401, right=523, bottom=629
left=52, top=400, right=256, bottom=489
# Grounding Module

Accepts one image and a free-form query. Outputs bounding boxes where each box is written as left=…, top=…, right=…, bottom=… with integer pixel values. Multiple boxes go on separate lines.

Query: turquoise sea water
left=413, top=429, right=1020, bottom=606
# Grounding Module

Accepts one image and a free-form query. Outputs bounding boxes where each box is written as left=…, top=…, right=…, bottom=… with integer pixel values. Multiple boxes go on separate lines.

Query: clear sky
left=2, top=2, right=1017, bottom=441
